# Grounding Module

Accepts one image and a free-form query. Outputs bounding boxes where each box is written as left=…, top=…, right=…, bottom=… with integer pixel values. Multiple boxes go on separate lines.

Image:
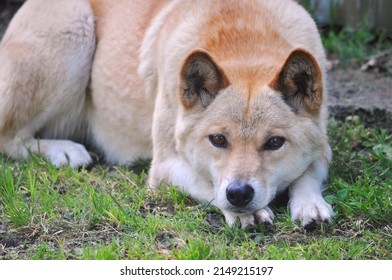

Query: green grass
left=321, top=24, right=392, bottom=62
left=0, top=116, right=391, bottom=260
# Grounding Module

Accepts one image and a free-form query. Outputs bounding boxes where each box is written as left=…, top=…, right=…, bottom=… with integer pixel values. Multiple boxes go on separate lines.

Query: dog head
left=175, top=48, right=328, bottom=217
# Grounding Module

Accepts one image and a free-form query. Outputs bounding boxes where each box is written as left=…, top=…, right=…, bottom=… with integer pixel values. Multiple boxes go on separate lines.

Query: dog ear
left=270, top=49, right=323, bottom=116
left=179, top=50, right=229, bottom=110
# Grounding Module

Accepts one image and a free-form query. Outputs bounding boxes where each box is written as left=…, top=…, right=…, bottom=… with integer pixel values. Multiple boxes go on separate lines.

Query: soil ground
left=328, top=60, right=392, bottom=130
left=1, top=1, right=391, bottom=130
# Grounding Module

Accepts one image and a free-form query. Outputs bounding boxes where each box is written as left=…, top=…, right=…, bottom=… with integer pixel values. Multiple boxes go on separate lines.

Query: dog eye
left=209, top=134, right=228, bottom=148
left=264, top=136, right=285, bottom=150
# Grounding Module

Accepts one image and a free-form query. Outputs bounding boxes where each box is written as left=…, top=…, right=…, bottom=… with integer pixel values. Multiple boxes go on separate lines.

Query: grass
left=0, top=115, right=391, bottom=260
left=322, top=24, right=391, bottom=61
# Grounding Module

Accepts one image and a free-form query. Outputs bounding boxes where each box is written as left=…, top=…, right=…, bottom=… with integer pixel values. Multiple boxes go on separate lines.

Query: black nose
left=226, top=181, right=255, bottom=207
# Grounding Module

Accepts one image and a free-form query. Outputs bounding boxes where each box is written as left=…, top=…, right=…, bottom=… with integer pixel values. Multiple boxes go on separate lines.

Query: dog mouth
left=225, top=205, right=256, bottom=215
left=223, top=198, right=271, bottom=215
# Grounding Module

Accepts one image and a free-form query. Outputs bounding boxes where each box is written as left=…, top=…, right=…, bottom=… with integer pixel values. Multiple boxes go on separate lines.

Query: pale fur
left=0, top=0, right=95, bottom=167
left=0, top=0, right=334, bottom=227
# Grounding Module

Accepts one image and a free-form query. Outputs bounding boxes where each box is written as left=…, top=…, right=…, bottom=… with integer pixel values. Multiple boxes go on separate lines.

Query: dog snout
left=226, top=180, right=254, bottom=207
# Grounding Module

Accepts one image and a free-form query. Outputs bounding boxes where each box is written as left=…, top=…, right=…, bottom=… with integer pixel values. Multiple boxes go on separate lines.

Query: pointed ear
left=269, top=49, right=323, bottom=116
left=179, top=50, right=229, bottom=110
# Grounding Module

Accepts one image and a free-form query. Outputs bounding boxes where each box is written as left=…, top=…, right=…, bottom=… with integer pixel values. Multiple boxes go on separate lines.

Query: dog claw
left=223, top=207, right=275, bottom=229
left=290, top=199, right=334, bottom=226
left=239, top=215, right=256, bottom=229
left=254, top=207, right=275, bottom=225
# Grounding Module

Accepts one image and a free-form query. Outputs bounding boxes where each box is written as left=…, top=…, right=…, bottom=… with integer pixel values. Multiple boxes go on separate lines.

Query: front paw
left=290, top=197, right=334, bottom=226
left=223, top=207, right=275, bottom=229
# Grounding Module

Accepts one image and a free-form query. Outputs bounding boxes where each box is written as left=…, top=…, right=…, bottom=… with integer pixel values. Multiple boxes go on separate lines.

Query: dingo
left=0, top=0, right=333, bottom=227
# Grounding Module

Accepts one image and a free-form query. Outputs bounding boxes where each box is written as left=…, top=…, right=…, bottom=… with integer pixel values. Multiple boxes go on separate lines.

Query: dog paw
left=223, top=207, right=275, bottom=229
left=290, top=197, right=333, bottom=226
left=42, top=140, right=92, bottom=168
left=254, top=207, right=275, bottom=225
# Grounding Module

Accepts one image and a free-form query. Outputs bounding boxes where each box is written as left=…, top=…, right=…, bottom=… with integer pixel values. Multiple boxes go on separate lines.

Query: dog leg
left=289, top=146, right=334, bottom=226
left=0, top=0, right=95, bottom=167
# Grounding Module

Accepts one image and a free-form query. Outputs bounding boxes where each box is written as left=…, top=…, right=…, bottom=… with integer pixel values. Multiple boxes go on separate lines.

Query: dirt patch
left=327, top=58, right=392, bottom=129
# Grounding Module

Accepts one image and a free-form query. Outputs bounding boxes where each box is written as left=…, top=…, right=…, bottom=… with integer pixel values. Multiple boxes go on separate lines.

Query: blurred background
left=296, top=0, right=392, bottom=62
left=298, top=0, right=392, bottom=35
